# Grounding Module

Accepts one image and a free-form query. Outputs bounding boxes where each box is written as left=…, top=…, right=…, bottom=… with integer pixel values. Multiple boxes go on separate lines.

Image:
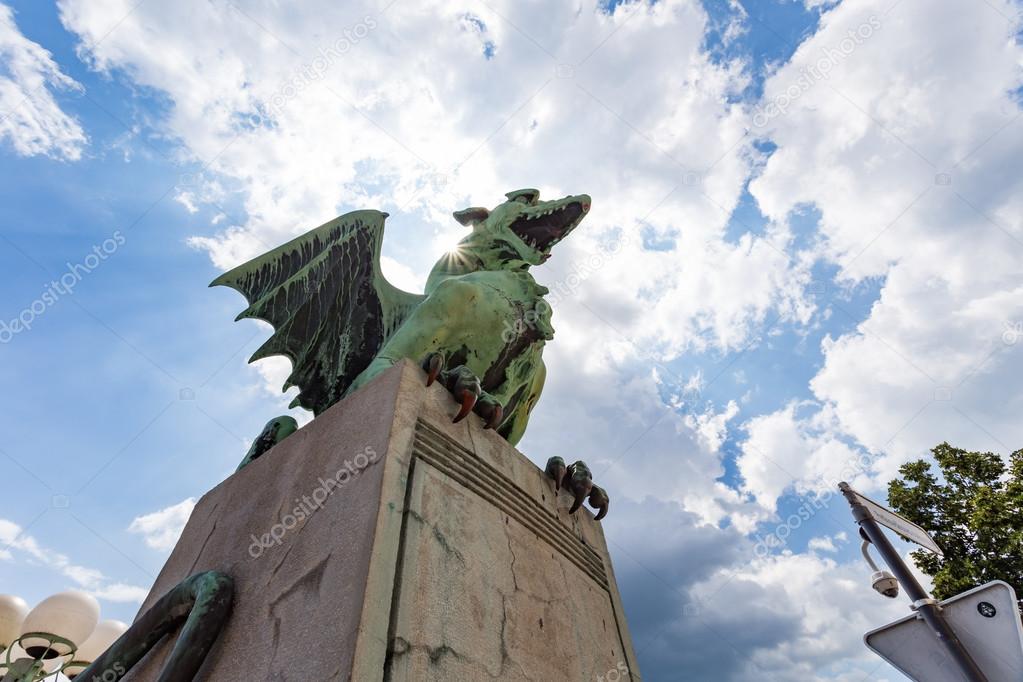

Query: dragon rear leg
left=544, top=457, right=610, bottom=521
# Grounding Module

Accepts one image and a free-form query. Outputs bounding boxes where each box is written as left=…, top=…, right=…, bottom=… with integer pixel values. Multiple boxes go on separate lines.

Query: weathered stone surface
left=125, top=360, right=639, bottom=681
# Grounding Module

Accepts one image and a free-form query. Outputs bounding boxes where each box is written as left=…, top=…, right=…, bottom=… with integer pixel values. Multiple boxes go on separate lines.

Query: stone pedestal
left=126, top=360, right=640, bottom=681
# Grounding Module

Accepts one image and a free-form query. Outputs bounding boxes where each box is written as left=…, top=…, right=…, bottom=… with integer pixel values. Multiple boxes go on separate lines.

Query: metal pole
left=839, top=482, right=988, bottom=682
left=0, top=658, right=40, bottom=682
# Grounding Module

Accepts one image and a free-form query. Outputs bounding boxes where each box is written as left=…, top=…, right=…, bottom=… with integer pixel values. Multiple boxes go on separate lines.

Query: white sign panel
left=865, top=581, right=1023, bottom=682
left=847, top=487, right=943, bottom=555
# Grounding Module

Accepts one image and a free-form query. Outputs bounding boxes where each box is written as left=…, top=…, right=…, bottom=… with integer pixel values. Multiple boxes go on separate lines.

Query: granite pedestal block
left=126, top=360, right=640, bottom=681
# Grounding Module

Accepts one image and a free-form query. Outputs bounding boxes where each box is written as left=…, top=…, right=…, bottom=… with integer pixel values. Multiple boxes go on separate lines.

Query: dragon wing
left=210, top=210, right=425, bottom=414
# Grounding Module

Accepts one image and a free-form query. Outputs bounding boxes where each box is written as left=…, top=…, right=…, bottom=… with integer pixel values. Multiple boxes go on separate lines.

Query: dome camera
left=861, top=539, right=900, bottom=599
left=871, top=570, right=899, bottom=598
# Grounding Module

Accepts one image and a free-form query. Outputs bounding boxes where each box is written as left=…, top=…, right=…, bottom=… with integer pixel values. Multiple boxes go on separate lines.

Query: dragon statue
left=213, top=188, right=610, bottom=520
left=0, top=192, right=611, bottom=682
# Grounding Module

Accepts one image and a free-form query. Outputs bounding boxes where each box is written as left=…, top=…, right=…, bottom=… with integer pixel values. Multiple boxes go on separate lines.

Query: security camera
left=871, top=570, right=899, bottom=598
left=861, top=539, right=900, bottom=598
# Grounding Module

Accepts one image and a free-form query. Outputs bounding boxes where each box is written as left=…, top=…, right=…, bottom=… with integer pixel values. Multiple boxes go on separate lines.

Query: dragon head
left=452, top=189, right=591, bottom=266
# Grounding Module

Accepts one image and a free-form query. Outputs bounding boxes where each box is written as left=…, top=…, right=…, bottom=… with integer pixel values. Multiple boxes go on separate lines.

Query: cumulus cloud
left=742, top=0, right=1023, bottom=501
left=58, top=0, right=809, bottom=359
left=737, top=400, right=869, bottom=514
left=610, top=499, right=910, bottom=681
left=807, top=533, right=844, bottom=553
left=50, top=0, right=1023, bottom=677
left=127, top=497, right=196, bottom=552
left=0, top=3, right=86, bottom=160
left=0, top=518, right=147, bottom=603
left=58, top=0, right=807, bottom=556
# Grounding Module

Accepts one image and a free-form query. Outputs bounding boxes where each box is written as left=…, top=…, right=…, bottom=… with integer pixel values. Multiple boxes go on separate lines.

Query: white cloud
left=174, top=190, right=200, bottom=214
left=807, top=535, right=837, bottom=552
left=0, top=3, right=86, bottom=160
left=741, top=0, right=1023, bottom=505
left=802, top=0, right=839, bottom=9
left=0, top=518, right=148, bottom=603
left=49, top=0, right=1023, bottom=678
left=737, top=401, right=869, bottom=514
left=89, top=582, right=150, bottom=603
left=127, top=497, right=195, bottom=552
left=58, top=0, right=809, bottom=362
left=692, top=551, right=907, bottom=681
left=611, top=499, right=909, bottom=681
left=57, top=0, right=807, bottom=540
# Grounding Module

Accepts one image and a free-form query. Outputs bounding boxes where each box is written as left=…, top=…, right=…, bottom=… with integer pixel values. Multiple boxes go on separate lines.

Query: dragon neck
left=425, top=235, right=533, bottom=294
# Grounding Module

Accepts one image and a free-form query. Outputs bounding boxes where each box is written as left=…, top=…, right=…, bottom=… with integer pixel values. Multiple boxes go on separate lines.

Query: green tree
left=887, top=442, right=1023, bottom=607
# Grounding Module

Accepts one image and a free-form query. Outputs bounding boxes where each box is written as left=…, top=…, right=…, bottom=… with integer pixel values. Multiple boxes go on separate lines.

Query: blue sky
left=2, top=1, right=1022, bottom=679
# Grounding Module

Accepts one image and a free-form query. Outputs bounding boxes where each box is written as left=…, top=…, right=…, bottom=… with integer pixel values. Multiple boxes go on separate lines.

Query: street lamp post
left=0, top=592, right=125, bottom=682
left=839, top=482, right=988, bottom=682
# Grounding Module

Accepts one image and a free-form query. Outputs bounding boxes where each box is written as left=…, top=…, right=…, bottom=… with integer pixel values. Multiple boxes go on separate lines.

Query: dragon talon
left=482, top=403, right=503, bottom=430
left=545, top=456, right=567, bottom=491
left=589, top=485, right=609, bottom=521
left=569, top=489, right=587, bottom=514
left=423, top=352, right=444, bottom=386
left=453, top=390, right=477, bottom=423
left=564, top=460, right=593, bottom=515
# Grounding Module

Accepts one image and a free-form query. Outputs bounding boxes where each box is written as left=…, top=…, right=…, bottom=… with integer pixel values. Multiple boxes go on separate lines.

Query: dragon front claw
left=543, top=458, right=611, bottom=520
left=454, top=390, right=478, bottom=423
left=545, top=456, right=567, bottom=491
left=475, top=394, right=504, bottom=430
left=442, top=365, right=482, bottom=423
left=425, top=358, right=505, bottom=429
left=589, top=485, right=609, bottom=521
left=422, top=351, right=444, bottom=387
left=565, top=460, right=594, bottom=514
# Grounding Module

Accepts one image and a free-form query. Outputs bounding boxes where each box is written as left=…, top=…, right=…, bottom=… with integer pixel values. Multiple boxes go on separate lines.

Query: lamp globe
left=0, top=595, right=29, bottom=650
left=19, top=591, right=99, bottom=658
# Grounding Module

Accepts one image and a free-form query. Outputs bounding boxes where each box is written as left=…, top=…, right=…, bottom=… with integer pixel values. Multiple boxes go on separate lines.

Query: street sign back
left=844, top=485, right=943, bottom=555
left=865, top=581, right=1023, bottom=681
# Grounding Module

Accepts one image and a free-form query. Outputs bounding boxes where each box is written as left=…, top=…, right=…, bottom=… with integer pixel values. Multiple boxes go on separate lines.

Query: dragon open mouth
left=510, top=201, right=588, bottom=252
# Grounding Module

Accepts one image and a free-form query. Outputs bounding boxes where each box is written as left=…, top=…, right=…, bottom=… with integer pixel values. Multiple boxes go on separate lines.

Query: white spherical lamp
left=0, top=595, right=29, bottom=650
left=19, top=591, right=99, bottom=658
left=63, top=619, right=128, bottom=679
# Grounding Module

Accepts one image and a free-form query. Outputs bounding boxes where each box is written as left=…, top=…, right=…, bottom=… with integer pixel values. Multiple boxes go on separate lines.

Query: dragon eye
left=514, top=195, right=531, bottom=205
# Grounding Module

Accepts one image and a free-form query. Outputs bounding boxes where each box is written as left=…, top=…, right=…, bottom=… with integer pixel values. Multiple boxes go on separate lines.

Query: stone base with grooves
left=124, top=360, right=640, bottom=681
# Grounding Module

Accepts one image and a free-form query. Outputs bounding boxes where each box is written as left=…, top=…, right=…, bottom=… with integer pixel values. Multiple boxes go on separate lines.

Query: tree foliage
left=887, top=442, right=1023, bottom=604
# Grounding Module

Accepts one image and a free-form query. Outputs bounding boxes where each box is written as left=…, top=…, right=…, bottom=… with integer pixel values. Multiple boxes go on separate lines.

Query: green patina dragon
left=214, top=189, right=609, bottom=520
left=1, top=192, right=609, bottom=682
left=20, top=192, right=608, bottom=682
